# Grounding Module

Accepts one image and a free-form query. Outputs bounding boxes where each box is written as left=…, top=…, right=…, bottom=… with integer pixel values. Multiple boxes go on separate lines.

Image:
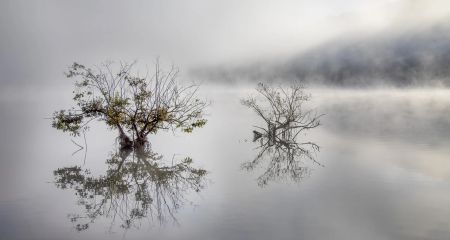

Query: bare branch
left=241, top=83, right=322, bottom=186
left=52, top=60, right=208, bottom=149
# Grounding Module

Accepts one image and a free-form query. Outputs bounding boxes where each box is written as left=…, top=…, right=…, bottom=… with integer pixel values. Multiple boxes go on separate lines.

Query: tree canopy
left=52, top=61, right=208, bottom=148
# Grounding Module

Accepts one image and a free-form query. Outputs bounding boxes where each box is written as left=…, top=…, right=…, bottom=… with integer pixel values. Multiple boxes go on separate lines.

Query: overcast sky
left=1, top=0, right=450, bottom=87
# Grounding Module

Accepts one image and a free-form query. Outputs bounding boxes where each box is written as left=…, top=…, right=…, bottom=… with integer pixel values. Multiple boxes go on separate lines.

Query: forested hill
left=196, top=22, right=450, bottom=87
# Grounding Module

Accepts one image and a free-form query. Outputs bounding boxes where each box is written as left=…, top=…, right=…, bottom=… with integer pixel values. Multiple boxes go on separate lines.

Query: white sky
left=0, top=0, right=449, bottom=85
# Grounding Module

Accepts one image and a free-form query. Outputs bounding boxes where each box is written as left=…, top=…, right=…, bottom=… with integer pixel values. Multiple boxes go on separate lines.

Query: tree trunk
left=117, top=125, right=133, bottom=149
left=119, top=133, right=133, bottom=149
left=268, top=122, right=276, bottom=146
left=134, top=134, right=148, bottom=148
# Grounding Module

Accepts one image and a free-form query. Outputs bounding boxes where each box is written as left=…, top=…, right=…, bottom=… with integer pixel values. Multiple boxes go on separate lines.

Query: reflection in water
left=4, top=87, right=450, bottom=239
left=242, top=128, right=321, bottom=187
left=241, top=83, right=322, bottom=186
left=53, top=145, right=207, bottom=231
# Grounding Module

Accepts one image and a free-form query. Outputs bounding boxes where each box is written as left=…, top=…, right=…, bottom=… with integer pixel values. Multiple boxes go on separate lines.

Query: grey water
left=2, top=85, right=450, bottom=240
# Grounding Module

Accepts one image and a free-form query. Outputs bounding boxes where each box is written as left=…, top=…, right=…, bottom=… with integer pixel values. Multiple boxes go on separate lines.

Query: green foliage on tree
left=52, top=60, right=208, bottom=148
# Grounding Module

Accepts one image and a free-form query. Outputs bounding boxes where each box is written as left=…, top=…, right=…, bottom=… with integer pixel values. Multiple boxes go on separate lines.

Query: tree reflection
left=242, top=83, right=322, bottom=186
left=53, top=145, right=207, bottom=231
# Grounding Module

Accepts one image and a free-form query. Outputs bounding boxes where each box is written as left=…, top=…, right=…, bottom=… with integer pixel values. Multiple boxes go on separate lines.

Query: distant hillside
left=196, top=22, right=450, bottom=87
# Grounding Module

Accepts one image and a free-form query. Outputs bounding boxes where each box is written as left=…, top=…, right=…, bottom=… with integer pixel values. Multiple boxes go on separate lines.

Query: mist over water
left=1, top=85, right=450, bottom=240
left=2, top=0, right=450, bottom=239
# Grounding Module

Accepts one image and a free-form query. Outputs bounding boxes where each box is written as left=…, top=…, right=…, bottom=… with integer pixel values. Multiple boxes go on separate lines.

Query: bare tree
left=52, top=60, right=208, bottom=148
left=241, top=83, right=323, bottom=186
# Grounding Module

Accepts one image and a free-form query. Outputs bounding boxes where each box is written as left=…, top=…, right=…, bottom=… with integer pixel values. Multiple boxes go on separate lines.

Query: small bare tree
left=241, top=83, right=322, bottom=146
left=52, top=60, right=208, bottom=148
left=241, top=83, right=323, bottom=186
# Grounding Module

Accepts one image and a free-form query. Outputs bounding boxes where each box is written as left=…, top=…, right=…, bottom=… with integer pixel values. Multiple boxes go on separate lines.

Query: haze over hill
left=195, top=21, right=450, bottom=87
left=193, top=1, right=450, bottom=87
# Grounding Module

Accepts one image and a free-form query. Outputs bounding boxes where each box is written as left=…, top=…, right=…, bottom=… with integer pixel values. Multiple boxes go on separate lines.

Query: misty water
left=2, top=84, right=450, bottom=240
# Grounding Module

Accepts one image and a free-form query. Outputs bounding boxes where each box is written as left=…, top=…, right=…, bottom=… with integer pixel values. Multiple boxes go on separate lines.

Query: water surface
left=1, top=85, right=450, bottom=240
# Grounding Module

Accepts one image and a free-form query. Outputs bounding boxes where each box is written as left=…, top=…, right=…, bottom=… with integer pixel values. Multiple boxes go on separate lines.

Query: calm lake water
left=2, top=85, right=450, bottom=240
